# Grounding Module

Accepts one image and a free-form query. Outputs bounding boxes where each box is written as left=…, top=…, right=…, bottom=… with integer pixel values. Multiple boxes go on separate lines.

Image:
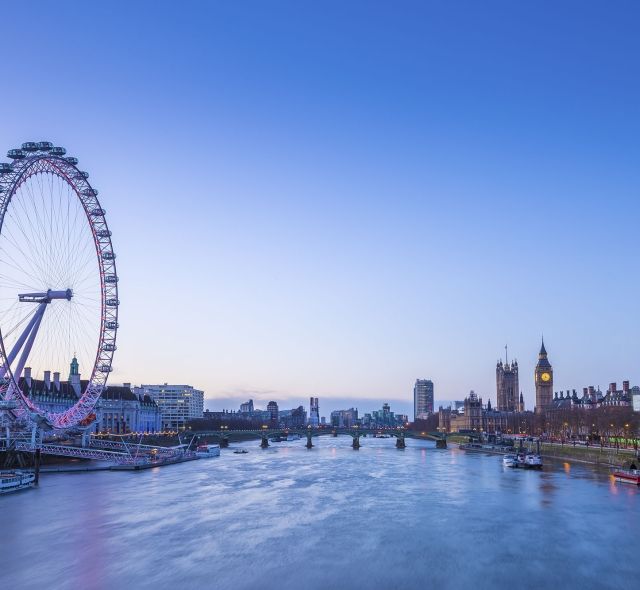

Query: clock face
left=541, top=372, right=551, bottom=382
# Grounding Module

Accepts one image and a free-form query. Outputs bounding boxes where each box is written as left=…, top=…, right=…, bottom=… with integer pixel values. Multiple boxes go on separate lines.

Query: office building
left=133, top=384, right=204, bottom=430
left=414, top=379, right=434, bottom=420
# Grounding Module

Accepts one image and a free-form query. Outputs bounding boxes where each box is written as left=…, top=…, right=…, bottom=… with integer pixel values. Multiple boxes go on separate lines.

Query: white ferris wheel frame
left=0, top=143, right=118, bottom=430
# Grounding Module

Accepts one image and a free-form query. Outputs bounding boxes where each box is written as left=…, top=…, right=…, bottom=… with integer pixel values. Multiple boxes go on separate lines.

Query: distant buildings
left=200, top=399, right=308, bottom=428
left=309, top=397, right=320, bottom=426
left=267, top=401, right=279, bottom=426
left=362, top=402, right=407, bottom=428
left=551, top=381, right=634, bottom=410
left=19, top=358, right=163, bottom=434
left=633, top=388, right=640, bottom=412
left=240, top=399, right=254, bottom=413
left=96, top=384, right=162, bottom=434
left=278, top=406, right=307, bottom=428
left=330, top=407, right=358, bottom=427
left=414, top=379, right=434, bottom=420
left=438, top=391, right=521, bottom=434
left=133, top=384, right=204, bottom=430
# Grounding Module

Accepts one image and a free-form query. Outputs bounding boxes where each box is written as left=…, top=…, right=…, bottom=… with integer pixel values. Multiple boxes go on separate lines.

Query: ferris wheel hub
left=18, top=289, right=73, bottom=303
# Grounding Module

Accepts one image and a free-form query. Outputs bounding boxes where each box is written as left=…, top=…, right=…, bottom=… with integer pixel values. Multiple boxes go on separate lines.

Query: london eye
left=0, top=142, right=118, bottom=430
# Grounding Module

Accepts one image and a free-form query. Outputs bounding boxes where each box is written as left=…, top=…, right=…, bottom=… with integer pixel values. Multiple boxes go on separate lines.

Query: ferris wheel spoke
left=1, top=211, right=53, bottom=284
left=4, top=205, right=53, bottom=285
left=19, top=178, right=55, bottom=283
left=0, top=245, right=46, bottom=290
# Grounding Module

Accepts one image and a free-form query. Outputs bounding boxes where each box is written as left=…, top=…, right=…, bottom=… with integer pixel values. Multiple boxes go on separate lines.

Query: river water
left=1, top=436, right=638, bottom=590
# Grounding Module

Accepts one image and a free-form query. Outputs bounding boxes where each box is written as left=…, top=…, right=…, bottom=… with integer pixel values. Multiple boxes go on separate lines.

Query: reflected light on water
left=609, top=474, right=619, bottom=495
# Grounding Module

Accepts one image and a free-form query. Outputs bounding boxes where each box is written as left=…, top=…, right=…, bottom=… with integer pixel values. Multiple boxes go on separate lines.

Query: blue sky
left=1, top=1, right=639, bottom=414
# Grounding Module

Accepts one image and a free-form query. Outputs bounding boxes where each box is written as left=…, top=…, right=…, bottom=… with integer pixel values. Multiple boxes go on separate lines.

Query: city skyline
left=1, top=2, right=639, bottom=410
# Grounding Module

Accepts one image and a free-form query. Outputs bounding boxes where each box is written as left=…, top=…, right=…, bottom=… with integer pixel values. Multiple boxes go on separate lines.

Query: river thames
left=1, top=437, right=638, bottom=590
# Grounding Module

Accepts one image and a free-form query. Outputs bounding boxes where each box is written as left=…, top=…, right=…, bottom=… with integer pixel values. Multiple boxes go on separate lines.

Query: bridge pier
left=396, top=436, right=406, bottom=449
left=34, top=448, right=41, bottom=485
left=352, top=436, right=360, bottom=450
left=220, top=438, right=229, bottom=448
left=436, top=438, right=447, bottom=449
left=306, top=433, right=313, bottom=449
left=260, top=436, right=269, bottom=449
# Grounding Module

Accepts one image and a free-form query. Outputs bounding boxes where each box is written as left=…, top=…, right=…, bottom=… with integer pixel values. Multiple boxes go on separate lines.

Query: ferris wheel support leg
left=0, top=306, right=46, bottom=381
left=9, top=302, right=46, bottom=386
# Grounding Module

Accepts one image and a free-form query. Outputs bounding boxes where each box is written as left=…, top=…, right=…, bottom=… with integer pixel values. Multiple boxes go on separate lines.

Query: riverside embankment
left=539, top=442, right=638, bottom=468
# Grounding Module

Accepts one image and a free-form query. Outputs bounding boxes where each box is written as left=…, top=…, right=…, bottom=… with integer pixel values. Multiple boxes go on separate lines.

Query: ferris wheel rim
left=0, top=144, right=118, bottom=429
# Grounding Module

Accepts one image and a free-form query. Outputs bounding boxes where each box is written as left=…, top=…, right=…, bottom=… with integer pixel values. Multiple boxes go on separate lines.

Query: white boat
left=503, top=454, right=518, bottom=468
left=0, top=470, right=36, bottom=494
left=523, top=453, right=543, bottom=469
left=195, top=444, right=220, bottom=458
left=286, top=434, right=301, bottom=441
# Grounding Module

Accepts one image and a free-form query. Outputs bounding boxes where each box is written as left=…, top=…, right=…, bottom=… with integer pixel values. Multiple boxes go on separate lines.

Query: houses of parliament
left=438, top=339, right=555, bottom=433
left=496, top=339, right=553, bottom=414
left=438, top=338, right=637, bottom=433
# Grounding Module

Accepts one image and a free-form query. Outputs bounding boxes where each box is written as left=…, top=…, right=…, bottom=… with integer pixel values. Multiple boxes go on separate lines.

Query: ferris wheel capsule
left=0, top=163, right=12, bottom=173
left=90, top=207, right=106, bottom=216
left=82, top=188, right=99, bottom=196
left=50, top=146, right=67, bottom=156
left=65, top=156, right=79, bottom=165
left=74, top=171, right=89, bottom=180
left=21, top=142, right=38, bottom=151
left=36, top=141, right=53, bottom=151
left=7, top=149, right=25, bottom=159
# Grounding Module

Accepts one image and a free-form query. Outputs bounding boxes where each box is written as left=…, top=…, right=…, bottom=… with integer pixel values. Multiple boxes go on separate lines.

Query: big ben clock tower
left=534, top=338, right=553, bottom=413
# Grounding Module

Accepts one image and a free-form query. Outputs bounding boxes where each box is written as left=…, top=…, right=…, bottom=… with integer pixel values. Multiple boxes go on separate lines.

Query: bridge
left=1, top=430, right=196, bottom=471
left=0, top=427, right=447, bottom=475
left=188, top=427, right=447, bottom=450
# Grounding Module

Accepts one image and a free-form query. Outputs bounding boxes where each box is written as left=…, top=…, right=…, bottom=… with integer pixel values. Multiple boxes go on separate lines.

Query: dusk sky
left=1, top=1, right=639, bottom=415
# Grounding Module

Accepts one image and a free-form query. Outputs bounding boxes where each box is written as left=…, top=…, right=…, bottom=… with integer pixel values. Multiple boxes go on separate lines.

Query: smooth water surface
left=1, top=437, right=638, bottom=590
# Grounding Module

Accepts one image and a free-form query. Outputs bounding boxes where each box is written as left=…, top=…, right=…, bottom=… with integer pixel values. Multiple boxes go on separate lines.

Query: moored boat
left=612, top=469, right=640, bottom=485
left=195, top=444, right=221, bottom=458
left=523, top=453, right=543, bottom=469
left=0, top=470, right=36, bottom=494
left=503, top=454, right=518, bottom=468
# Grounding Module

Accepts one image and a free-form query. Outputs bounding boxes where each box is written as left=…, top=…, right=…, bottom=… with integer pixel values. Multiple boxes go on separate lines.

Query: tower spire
left=539, top=336, right=547, bottom=356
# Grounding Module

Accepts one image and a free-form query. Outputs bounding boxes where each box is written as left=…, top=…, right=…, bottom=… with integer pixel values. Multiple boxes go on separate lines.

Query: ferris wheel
left=0, top=141, right=118, bottom=430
